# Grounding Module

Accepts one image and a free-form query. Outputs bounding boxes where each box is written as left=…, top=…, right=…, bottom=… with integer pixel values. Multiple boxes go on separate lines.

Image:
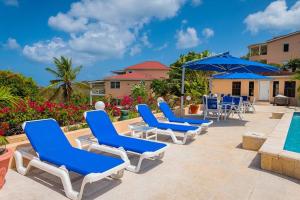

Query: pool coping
left=259, top=111, right=300, bottom=178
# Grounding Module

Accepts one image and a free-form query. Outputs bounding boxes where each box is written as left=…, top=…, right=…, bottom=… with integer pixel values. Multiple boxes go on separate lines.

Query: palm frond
left=0, top=86, right=18, bottom=106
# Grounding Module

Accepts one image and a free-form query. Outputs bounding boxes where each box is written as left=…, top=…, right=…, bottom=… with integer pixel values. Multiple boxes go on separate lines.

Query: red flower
left=137, top=96, right=143, bottom=104
left=0, top=129, right=5, bottom=136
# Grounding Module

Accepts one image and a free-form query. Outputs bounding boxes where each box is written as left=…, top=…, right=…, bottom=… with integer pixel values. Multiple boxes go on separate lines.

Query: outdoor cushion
left=159, top=102, right=211, bottom=125
left=137, top=104, right=199, bottom=132
left=85, top=110, right=167, bottom=154
left=24, top=119, right=124, bottom=175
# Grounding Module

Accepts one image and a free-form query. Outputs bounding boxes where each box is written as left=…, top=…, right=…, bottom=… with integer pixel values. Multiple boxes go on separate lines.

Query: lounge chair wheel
left=157, top=152, right=165, bottom=160
left=110, top=169, right=124, bottom=179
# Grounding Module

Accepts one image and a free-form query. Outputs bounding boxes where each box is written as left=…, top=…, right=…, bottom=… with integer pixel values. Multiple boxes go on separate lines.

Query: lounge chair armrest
left=88, top=143, right=130, bottom=164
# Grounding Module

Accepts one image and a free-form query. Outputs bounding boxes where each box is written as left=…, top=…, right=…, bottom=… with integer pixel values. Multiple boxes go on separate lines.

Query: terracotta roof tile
left=125, top=61, right=169, bottom=70
left=105, top=72, right=154, bottom=80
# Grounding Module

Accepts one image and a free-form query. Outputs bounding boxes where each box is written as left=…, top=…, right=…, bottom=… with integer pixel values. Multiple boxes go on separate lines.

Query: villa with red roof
left=89, top=61, right=169, bottom=102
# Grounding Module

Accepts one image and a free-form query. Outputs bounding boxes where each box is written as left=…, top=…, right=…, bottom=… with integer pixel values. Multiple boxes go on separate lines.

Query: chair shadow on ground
left=210, top=119, right=248, bottom=127
left=247, top=153, right=300, bottom=185
left=156, top=134, right=196, bottom=145
left=27, top=168, right=122, bottom=200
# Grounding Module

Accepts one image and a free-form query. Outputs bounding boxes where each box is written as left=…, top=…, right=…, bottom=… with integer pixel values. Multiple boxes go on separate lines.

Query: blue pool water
left=283, top=112, right=300, bottom=153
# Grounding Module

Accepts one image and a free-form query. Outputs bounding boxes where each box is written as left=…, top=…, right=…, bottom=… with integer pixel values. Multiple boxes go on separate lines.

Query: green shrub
left=0, top=70, right=39, bottom=99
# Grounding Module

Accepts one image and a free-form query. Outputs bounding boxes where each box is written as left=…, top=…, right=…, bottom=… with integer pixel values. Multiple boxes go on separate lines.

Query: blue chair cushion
left=85, top=110, right=167, bottom=154
left=159, top=102, right=211, bottom=125
left=24, top=119, right=124, bottom=175
left=137, top=104, right=199, bottom=132
left=40, top=148, right=124, bottom=175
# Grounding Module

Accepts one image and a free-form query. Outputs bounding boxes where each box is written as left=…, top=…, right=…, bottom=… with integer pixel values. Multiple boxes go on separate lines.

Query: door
left=259, top=81, right=270, bottom=100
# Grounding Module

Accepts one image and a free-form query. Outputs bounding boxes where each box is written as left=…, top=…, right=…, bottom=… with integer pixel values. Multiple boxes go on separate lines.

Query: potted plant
left=0, top=133, right=12, bottom=189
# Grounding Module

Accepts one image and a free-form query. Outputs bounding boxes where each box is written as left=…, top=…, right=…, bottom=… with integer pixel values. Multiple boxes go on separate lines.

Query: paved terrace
left=2, top=105, right=300, bottom=200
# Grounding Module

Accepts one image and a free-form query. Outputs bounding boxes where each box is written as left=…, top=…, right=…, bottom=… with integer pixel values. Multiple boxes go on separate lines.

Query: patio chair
left=203, top=95, right=222, bottom=121
left=78, top=110, right=168, bottom=173
left=158, top=101, right=213, bottom=131
left=136, top=104, right=201, bottom=145
left=231, top=96, right=244, bottom=120
left=14, top=119, right=128, bottom=200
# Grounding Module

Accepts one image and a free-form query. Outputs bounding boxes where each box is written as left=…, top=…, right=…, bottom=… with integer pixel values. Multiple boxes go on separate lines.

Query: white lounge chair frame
left=75, top=134, right=168, bottom=173
left=14, top=121, right=129, bottom=200
left=135, top=105, right=201, bottom=145
left=156, top=102, right=213, bottom=131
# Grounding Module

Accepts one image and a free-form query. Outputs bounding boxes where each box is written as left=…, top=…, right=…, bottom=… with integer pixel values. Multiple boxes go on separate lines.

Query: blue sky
left=0, top=0, right=299, bottom=85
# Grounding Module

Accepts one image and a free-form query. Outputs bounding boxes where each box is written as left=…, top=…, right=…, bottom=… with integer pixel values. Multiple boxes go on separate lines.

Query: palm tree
left=0, top=86, right=18, bottom=107
left=45, top=56, right=87, bottom=102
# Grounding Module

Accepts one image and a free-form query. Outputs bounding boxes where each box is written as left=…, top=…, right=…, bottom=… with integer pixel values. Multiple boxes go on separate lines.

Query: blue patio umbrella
left=179, top=52, right=279, bottom=114
left=182, top=52, right=279, bottom=73
left=212, top=72, right=271, bottom=80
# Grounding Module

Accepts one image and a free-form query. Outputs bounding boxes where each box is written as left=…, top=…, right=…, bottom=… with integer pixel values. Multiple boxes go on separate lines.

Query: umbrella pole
left=180, top=67, right=186, bottom=116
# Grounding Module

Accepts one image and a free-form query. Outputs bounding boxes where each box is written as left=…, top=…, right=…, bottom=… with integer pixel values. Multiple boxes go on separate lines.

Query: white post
left=180, top=67, right=186, bottom=116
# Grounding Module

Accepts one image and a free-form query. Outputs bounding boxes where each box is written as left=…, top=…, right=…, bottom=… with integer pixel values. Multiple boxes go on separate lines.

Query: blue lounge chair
left=14, top=119, right=128, bottom=200
left=79, top=110, right=169, bottom=173
left=136, top=104, right=201, bottom=145
left=158, top=101, right=213, bottom=130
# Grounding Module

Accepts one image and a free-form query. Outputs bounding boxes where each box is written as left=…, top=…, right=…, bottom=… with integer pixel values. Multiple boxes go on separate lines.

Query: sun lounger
left=158, top=101, right=213, bottom=130
left=77, top=110, right=168, bottom=173
left=136, top=104, right=201, bottom=145
left=14, top=119, right=128, bottom=200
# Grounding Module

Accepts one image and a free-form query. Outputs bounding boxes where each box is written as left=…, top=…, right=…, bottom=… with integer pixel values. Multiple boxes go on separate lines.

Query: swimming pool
left=283, top=112, right=300, bottom=153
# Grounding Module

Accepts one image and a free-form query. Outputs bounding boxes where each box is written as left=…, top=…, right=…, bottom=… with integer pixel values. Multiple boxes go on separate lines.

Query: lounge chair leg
left=14, top=150, right=80, bottom=200
left=157, top=152, right=165, bottom=160
left=110, top=169, right=124, bottom=179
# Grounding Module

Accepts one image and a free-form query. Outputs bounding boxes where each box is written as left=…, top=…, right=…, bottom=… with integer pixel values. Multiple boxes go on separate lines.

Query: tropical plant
left=131, top=81, right=148, bottom=100
left=150, top=79, right=170, bottom=98
left=0, top=86, right=18, bottom=107
left=284, top=58, right=300, bottom=72
left=45, top=56, right=88, bottom=102
left=0, top=136, right=8, bottom=155
left=168, top=51, right=211, bottom=103
left=0, top=70, right=38, bottom=99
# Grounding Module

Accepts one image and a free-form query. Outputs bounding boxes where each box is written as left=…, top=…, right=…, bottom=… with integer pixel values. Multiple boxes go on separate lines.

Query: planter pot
left=189, top=104, right=199, bottom=114
left=119, top=110, right=129, bottom=121
left=0, top=148, right=13, bottom=189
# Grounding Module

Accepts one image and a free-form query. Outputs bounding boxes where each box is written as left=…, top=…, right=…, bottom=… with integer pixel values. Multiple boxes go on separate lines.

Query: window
left=249, top=81, right=254, bottom=96
left=273, top=81, right=279, bottom=97
left=110, top=81, right=120, bottom=89
left=232, top=82, right=241, bottom=96
left=283, top=43, right=289, bottom=52
left=284, top=81, right=296, bottom=97
left=261, top=45, right=268, bottom=55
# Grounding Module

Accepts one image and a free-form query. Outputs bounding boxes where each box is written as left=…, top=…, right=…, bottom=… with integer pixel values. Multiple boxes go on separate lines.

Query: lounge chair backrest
left=85, top=110, right=119, bottom=140
left=242, top=96, right=248, bottom=102
left=222, top=96, right=233, bottom=104
left=232, top=96, right=242, bottom=106
left=136, top=104, right=159, bottom=127
left=207, top=98, right=218, bottom=110
left=158, top=102, right=176, bottom=120
left=23, top=119, right=72, bottom=155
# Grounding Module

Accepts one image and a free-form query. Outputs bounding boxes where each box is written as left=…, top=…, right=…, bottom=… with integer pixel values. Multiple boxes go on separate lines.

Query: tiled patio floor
left=2, top=105, right=300, bottom=200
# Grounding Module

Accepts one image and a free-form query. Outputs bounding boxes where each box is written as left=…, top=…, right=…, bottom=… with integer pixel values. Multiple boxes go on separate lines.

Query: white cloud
left=155, top=43, right=168, bottom=51
left=24, top=0, right=201, bottom=64
left=244, top=0, right=300, bottom=33
left=2, top=0, right=18, bottom=6
left=3, top=38, right=20, bottom=50
left=48, top=13, right=88, bottom=33
left=130, top=45, right=142, bottom=56
left=140, top=33, right=152, bottom=48
left=23, top=37, right=95, bottom=65
left=176, top=27, right=201, bottom=49
left=202, top=28, right=214, bottom=38
left=191, top=0, right=202, bottom=6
